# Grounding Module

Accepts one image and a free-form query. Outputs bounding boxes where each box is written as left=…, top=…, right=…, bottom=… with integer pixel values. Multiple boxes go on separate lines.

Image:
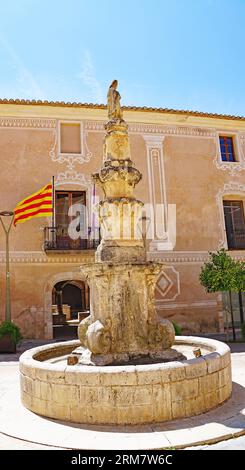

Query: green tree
left=200, top=249, right=245, bottom=340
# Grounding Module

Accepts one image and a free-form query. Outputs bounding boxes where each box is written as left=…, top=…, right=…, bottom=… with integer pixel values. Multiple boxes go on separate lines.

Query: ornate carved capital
left=142, top=134, right=165, bottom=148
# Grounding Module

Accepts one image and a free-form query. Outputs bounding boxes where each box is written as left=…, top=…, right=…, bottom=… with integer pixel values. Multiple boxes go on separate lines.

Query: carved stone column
left=71, top=82, right=176, bottom=366
left=143, top=134, right=173, bottom=251
left=93, top=119, right=145, bottom=263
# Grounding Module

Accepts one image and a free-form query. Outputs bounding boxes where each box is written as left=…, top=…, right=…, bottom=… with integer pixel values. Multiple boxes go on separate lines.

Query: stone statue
left=107, top=79, right=123, bottom=121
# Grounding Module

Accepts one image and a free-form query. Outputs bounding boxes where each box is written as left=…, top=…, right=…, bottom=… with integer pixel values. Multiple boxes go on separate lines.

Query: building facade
left=0, top=99, right=245, bottom=339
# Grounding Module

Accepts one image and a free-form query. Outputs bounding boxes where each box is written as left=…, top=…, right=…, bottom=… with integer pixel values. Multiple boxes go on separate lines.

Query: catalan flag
left=14, top=182, right=53, bottom=226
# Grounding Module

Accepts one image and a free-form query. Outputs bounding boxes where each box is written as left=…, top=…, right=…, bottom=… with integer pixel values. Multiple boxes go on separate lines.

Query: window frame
left=54, top=189, right=88, bottom=249
left=219, top=136, right=236, bottom=162
left=217, top=132, right=241, bottom=165
left=223, top=199, right=245, bottom=250
left=55, top=189, right=87, bottom=227
left=58, top=120, right=83, bottom=156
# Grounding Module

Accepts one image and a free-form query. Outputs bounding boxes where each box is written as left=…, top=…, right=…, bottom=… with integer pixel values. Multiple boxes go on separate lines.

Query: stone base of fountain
left=20, top=336, right=232, bottom=425
left=70, top=345, right=186, bottom=366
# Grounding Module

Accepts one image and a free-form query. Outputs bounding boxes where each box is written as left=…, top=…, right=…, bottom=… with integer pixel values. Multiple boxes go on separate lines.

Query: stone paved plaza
left=0, top=340, right=244, bottom=450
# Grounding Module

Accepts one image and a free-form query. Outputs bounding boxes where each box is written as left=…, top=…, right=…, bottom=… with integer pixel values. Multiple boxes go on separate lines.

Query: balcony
left=44, top=226, right=100, bottom=252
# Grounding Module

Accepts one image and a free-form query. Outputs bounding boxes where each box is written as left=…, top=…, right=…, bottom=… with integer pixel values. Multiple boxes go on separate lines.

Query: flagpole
left=0, top=211, right=14, bottom=322
left=52, top=176, right=55, bottom=247
left=92, top=183, right=96, bottom=245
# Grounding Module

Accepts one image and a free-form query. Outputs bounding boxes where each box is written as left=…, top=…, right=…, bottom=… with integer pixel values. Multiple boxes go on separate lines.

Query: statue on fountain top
left=107, top=79, right=123, bottom=121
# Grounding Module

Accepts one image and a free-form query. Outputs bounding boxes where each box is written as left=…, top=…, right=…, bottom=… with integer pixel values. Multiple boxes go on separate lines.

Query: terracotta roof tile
left=0, top=98, right=244, bottom=121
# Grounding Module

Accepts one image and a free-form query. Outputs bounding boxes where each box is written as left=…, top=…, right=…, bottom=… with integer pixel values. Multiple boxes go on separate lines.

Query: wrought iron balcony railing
left=44, top=226, right=100, bottom=251
left=227, top=231, right=245, bottom=250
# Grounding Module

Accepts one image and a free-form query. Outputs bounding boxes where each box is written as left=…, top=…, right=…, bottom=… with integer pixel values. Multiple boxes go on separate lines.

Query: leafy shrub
left=200, top=249, right=245, bottom=293
left=172, top=321, right=182, bottom=336
left=0, top=321, right=22, bottom=344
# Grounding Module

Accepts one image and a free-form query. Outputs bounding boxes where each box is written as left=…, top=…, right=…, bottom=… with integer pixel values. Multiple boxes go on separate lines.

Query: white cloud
left=0, top=34, right=45, bottom=100
left=78, top=50, right=103, bottom=103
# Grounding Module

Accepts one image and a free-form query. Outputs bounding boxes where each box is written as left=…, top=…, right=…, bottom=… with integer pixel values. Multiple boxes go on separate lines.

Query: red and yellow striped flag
left=14, top=183, right=53, bottom=226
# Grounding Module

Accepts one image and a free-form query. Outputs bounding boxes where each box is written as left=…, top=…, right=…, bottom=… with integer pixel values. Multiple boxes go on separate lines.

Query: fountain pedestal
left=75, top=262, right=181, bottom=365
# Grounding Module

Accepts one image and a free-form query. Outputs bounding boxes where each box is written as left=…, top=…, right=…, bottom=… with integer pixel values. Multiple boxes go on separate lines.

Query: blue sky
left=0, top=0, right=244, bottom=115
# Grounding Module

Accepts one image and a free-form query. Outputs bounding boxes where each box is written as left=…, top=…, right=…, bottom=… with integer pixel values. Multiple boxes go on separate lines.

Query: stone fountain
left=20, top=81, right=232, bottom=425
left=73, top=79, right=181, bottom=366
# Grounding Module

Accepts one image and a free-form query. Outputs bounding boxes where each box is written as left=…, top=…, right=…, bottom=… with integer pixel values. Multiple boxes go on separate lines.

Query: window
left=44, top=190, right=100, bottom=251
left=60, top=123, right=81, bottom=154
left=219, top=136, right=236, bottom=162
left=55, top=191, right=86, bottom=249
left=223, top=200, right=245, bottom=249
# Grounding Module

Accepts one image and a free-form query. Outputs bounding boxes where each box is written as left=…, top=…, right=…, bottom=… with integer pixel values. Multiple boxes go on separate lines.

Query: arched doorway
left=52, top=280, right=90, bottom=339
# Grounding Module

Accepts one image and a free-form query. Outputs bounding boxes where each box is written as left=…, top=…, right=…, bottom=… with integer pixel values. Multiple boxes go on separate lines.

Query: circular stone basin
left=19, top=336, right=232, bottom=425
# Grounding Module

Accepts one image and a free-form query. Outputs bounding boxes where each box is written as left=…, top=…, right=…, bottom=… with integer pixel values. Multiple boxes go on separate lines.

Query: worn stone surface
left=19, top=337, right=232, bottom=425
left=77, top=262, right=175, bottom=363
left=73, top=81, right=176, bottom=364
